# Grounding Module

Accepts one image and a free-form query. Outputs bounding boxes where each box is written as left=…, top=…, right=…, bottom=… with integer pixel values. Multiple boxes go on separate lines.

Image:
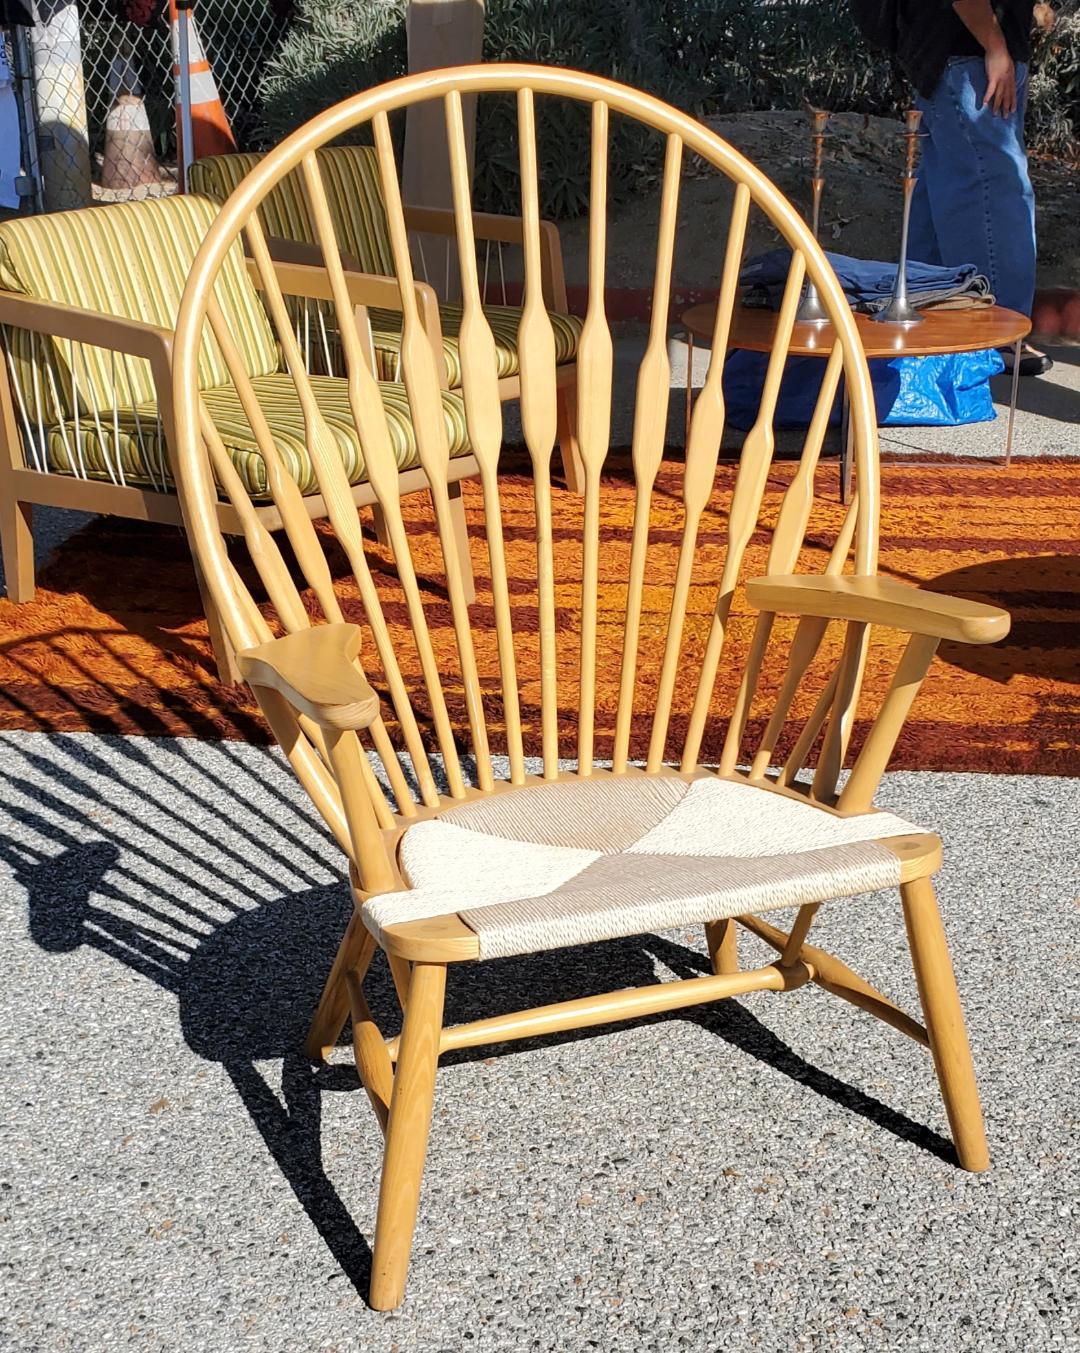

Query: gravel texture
left=0, top=731, right=1077, bottom=1352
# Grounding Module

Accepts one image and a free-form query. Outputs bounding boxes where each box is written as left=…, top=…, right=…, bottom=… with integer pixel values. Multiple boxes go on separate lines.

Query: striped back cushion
left=0, top=194, right=278, bottom=422
left=190, top=145, right=395, bottom=276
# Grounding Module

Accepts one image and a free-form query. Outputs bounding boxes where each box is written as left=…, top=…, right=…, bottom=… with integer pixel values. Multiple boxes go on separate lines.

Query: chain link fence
left=1, top=0, right=290, bottom=216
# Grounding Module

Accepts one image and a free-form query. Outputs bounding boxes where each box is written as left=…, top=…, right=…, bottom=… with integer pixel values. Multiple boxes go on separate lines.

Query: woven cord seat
left=365, top=776, right=925, bottom=959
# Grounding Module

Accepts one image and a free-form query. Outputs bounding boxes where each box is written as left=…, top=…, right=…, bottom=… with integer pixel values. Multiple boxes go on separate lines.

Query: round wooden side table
left=681, top=301, right=1031, bottom=502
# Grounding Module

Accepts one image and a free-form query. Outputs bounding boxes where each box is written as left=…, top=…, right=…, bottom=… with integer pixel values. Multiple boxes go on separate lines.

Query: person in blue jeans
left=856, top=0, right=1054, bottom=375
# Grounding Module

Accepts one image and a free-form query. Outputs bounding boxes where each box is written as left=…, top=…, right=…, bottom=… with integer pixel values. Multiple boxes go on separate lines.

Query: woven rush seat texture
left=43, top=374, right=471, bottom=497
left=364, top=776, right=925, bottom=960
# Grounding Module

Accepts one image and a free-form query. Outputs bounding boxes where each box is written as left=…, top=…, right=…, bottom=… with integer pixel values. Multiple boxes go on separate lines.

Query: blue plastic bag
left=721, top=348, right=1005, bottom=431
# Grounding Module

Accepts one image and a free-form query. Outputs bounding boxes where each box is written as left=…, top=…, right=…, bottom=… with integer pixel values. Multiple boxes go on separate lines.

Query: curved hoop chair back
left=172, top=65, right=883, bottom=860
left=170, top=67, right=1007, bottom=1311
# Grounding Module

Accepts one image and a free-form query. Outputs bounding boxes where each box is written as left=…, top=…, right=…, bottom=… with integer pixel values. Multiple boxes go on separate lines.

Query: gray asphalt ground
left=1, top=732, right=1077, bottom=1352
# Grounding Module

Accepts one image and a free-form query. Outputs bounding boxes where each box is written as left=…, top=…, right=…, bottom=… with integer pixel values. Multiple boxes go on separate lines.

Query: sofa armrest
left=0, top=291, right=174, bottom=369
left=402, top=205, right=568, bottom=311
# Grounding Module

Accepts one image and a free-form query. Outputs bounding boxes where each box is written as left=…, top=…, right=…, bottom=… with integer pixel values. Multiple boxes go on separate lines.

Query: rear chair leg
left=305, top=914, right=373, bottom=1061
left=369, top=961, right=447, bottom=1310
left=901, top=877, right=990, bottom=1172
left=705, top=918, right=738, bottom=974
left=192, top=556, right=242, bottom=685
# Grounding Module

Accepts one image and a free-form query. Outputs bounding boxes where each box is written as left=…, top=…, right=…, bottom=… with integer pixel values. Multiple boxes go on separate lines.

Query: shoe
left=998, top=343, right=1055, bottom=377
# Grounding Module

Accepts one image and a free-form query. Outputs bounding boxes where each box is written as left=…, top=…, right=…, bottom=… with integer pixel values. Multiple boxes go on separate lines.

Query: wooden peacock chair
left=170, top=66, right=1009, bottom=1309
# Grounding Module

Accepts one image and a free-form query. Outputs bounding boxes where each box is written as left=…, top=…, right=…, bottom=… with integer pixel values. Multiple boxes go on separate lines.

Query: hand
left=1033, top=3, right=1056, bottom=33
left=983, top=44, right=1017, bottom=116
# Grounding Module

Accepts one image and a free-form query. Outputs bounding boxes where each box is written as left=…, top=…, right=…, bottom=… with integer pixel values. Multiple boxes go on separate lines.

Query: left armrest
left=745, top=574, right=1010, bottom=645
left=238, top=623, right=381, bottom=731
left=246, top=254, right=448, bottom=385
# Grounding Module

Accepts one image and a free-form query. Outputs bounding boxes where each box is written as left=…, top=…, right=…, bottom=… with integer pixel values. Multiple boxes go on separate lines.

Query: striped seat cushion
left=43, top=374, right=471, bottom=499
left=0, top=194, right=278, bottom=422
left=363, top=776, right=926, bottom=961
left=368, top=302, right=583, bottom=387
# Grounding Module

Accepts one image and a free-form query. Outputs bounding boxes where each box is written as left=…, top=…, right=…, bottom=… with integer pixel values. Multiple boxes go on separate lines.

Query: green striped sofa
left=187, top=147, right=583, bottom=390
left=0, top=193, right=471, bottom=498
left=0, top=191, right=479, bottom=674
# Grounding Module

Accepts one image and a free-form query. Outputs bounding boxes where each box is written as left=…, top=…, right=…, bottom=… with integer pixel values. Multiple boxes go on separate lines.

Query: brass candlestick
left=873, top=108, right=925, bottom=326
left=797, top=107, right=830, bottom=324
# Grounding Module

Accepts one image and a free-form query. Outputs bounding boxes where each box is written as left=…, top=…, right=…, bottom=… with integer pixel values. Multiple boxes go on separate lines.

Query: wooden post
left=402, top=0, right=485, bottom=301
left=29, top=0, right=92, bottom=210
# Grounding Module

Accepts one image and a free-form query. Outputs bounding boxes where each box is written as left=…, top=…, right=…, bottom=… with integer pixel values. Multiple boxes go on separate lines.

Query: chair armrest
left=246, top=254, right=448, bottom=384
left=402, top=205, right=568, bottom=311
left=246, top=253, right=440, bottom=319
left=0, top=291, right=174, bottom=367
left=237, top=623, right=381, bottom=731
left=745, top=574, right=1010, bottom=645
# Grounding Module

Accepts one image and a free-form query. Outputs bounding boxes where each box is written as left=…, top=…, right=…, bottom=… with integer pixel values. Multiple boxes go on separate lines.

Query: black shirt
left=895, top=1, right=1036, bottom=97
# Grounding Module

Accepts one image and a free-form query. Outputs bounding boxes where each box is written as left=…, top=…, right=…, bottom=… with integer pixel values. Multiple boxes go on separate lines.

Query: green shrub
left=259, top=0, right=407, bottom=144
left=258, top=0, right=760, bottom=216
left=257, top=0, right=1078, bottom=219
left=1028, top=3, right=1080, bottom=156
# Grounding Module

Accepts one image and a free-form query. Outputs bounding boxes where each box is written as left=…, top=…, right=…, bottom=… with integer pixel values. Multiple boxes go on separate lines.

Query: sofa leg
left=556, top=384, right=585, bottom=495
left=370, top=504, right=392, bottom=547
left=0, top=497, right=35, bottom=601
left=192, top=558, right=242, bottom=686
left=445, top=482, right=475, bottom=606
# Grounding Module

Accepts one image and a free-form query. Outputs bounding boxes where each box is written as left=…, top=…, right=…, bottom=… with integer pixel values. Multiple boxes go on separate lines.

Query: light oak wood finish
left=169, top=65, right=1009, bottom=1307
left=901, top=876, right=990, bottom=1171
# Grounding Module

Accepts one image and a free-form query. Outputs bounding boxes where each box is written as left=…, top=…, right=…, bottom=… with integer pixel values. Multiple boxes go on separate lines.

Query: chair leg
left=901, top=877, right=990, bottom=1172
left=0, top=497, right=34, bottom=601
left=369, top=961, right=447, bottom=1310
left=555, top=383, right=585, bottom=495
left=705, top=918, right=738, bottom=974
left=445, top=481, right=476, bottom=606
left=305, top=913, right=372, bottom=1061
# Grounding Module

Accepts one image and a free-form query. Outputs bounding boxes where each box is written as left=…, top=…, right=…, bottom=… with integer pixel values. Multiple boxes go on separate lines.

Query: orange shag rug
left=1, top=456, right=1077, bottom=776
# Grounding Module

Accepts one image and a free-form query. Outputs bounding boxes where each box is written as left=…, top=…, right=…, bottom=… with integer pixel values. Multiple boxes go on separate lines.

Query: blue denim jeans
left=908, top=57, right=1036, bottom=317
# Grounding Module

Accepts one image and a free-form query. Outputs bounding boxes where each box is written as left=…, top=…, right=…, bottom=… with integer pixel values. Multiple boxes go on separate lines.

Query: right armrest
left=237, top=623, right=381, bottom=731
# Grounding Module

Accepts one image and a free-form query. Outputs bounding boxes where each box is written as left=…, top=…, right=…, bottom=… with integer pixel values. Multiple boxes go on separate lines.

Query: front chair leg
left=369, top=960, right=447, bottom=1310
left=901, top=877, right=990, bottom=1172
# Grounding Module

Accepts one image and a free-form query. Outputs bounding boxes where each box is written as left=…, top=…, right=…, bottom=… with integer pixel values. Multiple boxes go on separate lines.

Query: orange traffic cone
left=169, top=0, right=235, bottom=187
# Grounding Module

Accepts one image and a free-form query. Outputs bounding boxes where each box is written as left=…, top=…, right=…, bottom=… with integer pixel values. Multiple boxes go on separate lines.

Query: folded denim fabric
left=739, top=249, right=994, bottom=313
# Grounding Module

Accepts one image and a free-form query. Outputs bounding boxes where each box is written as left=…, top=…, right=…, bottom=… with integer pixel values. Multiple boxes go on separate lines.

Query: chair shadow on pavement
left=3, top=735, right=954, bottom=1297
